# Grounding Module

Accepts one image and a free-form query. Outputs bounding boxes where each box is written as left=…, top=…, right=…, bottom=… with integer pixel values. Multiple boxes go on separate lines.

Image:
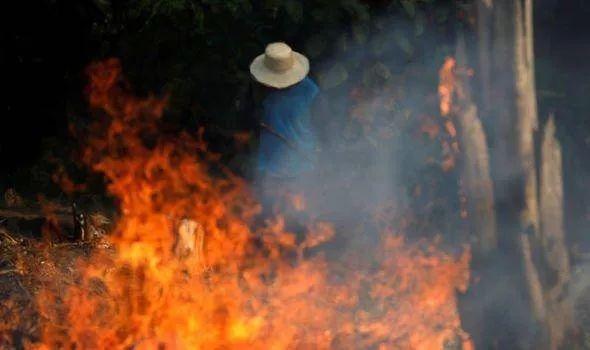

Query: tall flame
left=30, top=59, right=472, bottom=349
left=438, top=57, right=456, bottom=117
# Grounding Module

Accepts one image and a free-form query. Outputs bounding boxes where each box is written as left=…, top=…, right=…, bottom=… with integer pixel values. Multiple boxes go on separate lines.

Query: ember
left=24, top=59, right=472, bottom=349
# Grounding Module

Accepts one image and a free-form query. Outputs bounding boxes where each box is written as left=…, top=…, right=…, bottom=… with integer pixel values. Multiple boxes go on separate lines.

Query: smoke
left=252, top=10, right=458, bottom=257
left=250, top=2, right=590, bottom=347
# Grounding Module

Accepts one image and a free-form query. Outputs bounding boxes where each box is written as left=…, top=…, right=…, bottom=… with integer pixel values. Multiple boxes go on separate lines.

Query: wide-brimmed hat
left=250, top=42, right=309, bottom=89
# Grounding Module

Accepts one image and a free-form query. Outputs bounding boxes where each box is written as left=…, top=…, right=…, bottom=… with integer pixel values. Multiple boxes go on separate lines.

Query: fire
left=436, top=57, right=461, bottom=173
left=438, top=57, right=456, bottom=117
left=28, top=59, right=472, bottom=349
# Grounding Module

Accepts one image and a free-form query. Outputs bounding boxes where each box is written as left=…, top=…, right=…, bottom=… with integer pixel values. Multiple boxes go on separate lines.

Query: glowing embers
left=438, top=57, right=456, bottom=117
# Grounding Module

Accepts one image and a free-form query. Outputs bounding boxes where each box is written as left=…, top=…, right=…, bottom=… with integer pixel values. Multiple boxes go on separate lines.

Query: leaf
left=190, top=3, right=205, bottom=32
left=435, top=7, right=449, bottom=23
left=394, top=29, right=413, bottom=56
left=374, top=62, right=392, bottom=80
left=305, top=35, right=327, bottom=58
left=311, top=8, right=325, bottom=21
left=362, top=62, right=392, bottom=88
left=284, top=0, right=303, bottom=23
left=369, top=35, right=388, bottom=56
left=337, top=33, right=349, bottom=53
left=239, top=1, right=253, bottom=14
left=414, top=11, right=425, bottom=37
left=400, top=0, right=416, bottom=18
left=341, top=0, right=370, bottom=21
left=92, top=0, right=111, bottom=15
left=318, top=64, right=349, bottom=90
left=352, top=23, right=369, bottom=45
left=162, top=0, right=189, bottom=13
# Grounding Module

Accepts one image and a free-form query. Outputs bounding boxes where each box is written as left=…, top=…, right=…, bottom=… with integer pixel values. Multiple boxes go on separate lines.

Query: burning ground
left=0, top=59, right=472, bottom=349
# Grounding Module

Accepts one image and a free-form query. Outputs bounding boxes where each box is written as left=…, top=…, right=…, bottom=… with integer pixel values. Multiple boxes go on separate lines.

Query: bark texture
left=174, top=218, right=205, bottom=264
left=455, top=33, right=497, bottom=254
left=476, top=0, right=493, bottom=118
left=474, top=0, right=572, bottom=348
left=540, top=117, right=570, bottom=290
left=539, top=116, right=573, bottom=349
left=456, top=104, right=497, bottom=254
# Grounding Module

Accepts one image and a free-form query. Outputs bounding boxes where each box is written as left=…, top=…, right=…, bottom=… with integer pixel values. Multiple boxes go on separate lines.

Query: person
left=249, top=42, right=321, bottom=213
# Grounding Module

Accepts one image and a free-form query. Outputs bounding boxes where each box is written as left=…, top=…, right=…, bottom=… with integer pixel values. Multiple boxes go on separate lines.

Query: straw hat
left=250, top=42, right=309, bottom=89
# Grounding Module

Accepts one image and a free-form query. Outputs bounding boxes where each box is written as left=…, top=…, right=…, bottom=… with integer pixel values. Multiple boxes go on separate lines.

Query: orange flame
left=436, top=57, right=461, bottom=173
left=30, top=59, right=472, bottom=350
left=438, top=57, right=456, bottom=117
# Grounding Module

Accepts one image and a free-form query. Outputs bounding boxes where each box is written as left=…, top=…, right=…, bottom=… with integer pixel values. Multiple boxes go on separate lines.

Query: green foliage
left=12, top=0, right=459, bottom=239
left=85, top=0, right=457, bottom=147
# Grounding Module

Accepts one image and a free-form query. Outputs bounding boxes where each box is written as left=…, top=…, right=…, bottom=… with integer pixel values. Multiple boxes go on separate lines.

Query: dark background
left=5, top=1, right=95, bottom=168
left=3, top=0, right=590, bottom=248
left=4, top=0, right=589, bottom=164
left=4, top=0, right=457, bottom=188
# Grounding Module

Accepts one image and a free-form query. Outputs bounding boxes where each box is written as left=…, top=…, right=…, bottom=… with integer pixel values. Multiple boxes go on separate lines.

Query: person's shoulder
left=263, top=78, right=318, bottom=106
left=301, top=77, right=319, bottom=91
left=297, top=77, right=319, bottom=100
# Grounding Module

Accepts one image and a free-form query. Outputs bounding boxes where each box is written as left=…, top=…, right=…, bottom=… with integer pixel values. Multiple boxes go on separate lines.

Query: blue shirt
left=257, top=77, right=319, bottom=179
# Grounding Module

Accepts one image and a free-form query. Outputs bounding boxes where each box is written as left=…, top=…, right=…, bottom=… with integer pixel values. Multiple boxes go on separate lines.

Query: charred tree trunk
left=454, top=34, right=497, bottom=255
left=511, top=0, right=547, bottom=331
left=489, top=0, right=540, bottom=245
left=476, top=0, right=493, bottom=120
left=456, top=104, right=497, bottom=254
left=473, top=0, right=572, bottom=348
left=539, top=116, right=573, bottom=349
left=487, top=0, right=547, bottom=344
left=539, top=117, right=569, bottom=295
left=174, top=218, right=206, bottom=267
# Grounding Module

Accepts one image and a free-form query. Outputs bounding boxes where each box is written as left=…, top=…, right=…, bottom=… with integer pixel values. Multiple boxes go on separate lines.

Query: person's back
left=257, top=76, right=319, bottom=179
left=249, top=42, right=319, bottom=181
left=249, top=42, right=320, bottom=213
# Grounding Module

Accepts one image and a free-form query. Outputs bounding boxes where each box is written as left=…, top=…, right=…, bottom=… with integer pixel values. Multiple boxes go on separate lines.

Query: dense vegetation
left=6, top=0, right=460, bottom=202
left=5, top=0, right=590, bottom=245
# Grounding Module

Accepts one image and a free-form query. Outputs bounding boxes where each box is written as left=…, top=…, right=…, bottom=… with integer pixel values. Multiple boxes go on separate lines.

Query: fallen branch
left=0, top=207, right=72, bottom=223
left=0, top=228, right=18, bottom=244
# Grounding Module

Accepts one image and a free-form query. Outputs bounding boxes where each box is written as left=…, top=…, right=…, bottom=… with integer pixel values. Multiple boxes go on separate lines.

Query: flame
left=435, top=57, right=462, bottom=173
left=28, top=59, right=472, bottom=349
left=438, top=57, right=456, bottom=117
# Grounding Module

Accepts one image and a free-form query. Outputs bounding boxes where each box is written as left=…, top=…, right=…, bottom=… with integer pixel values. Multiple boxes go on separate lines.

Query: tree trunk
left=456, top=104, right=497, bottom=254
left=490, top=0, right=540, bottom=242
left=476, top=0, right=493, bottom=120
left=474, top=0, right=572, bottom=348
left=455, top=33, right=497, bottom=255
left=513, top=0, right=540, bottom=238
left=509, top=0, right=548, bottom=331
left=174, top=218, right=205, bottom=266
left=540, top=116, right=570, bottom=292
left=539, top=116, right=573, bottom=349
